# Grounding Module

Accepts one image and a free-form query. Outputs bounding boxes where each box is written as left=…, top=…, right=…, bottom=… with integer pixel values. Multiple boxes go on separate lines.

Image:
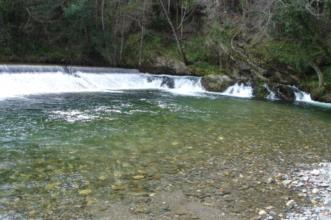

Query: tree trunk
left=119, top=13, right=125, bottom=63
left=158, top=0, right=189, bottom=65
left=139, top=0, right=146, bottom=66
left=101, top=0, right=105, bottom=32
left=310, top=62, right=324, bottom=88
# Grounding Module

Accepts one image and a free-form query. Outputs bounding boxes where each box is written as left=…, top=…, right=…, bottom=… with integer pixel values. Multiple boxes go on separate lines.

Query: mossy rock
left=201, top=74, right=234, bottom=92
left=270, top=84, right=295, bottom=102
left=253, top=82, right=269, bottom=99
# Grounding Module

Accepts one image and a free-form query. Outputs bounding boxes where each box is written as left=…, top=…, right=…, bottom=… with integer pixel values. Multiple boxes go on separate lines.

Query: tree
left=158, top=0, right=189, bottom=65
left=271, top=0, right=331, bottom=88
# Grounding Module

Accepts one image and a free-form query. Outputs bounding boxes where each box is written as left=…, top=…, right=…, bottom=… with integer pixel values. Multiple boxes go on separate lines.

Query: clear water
left=0, top=91, right=331, bottom=219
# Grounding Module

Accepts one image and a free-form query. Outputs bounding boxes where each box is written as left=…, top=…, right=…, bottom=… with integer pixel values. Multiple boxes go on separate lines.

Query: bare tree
left=158, top=0, right=188, bottom=64
left=139, top=0, right=147, bottom=65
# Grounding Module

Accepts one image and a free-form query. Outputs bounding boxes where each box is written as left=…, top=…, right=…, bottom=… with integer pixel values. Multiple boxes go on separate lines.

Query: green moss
left=123, top=33, right=180, bottom=66
left=189, top=62, right=222, bottom=76
left=184, top=36, right=217, bottom=64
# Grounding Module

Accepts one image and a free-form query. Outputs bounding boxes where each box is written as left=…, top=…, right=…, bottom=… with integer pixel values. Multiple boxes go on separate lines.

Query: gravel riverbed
left=271, top=163, right=331, bottom=220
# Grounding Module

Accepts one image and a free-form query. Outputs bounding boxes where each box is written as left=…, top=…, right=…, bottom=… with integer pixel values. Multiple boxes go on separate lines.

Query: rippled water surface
left=0, top=91, right=331, bottom=219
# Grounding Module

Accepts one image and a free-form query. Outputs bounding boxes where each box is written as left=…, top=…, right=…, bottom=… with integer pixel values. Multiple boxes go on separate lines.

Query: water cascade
left=0, top=65, right=207, bottom=99
left=265, top=84, right=279, bottom=101
left=0, top=65, right=256, bottom=100
left=292, top=86, right=331, bottom=107
left=221, top=83, right=254, bottom=98
left=1, top=65, right=330, bottom=106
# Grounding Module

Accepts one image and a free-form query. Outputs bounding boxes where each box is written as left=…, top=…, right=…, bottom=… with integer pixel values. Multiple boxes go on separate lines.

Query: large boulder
left=269, top=84, right=295, bottom=102
left=140, top=56, right=190, bottom=75
left=160, top=76, right=175, bottom=89
left=253, top=82, right=269, bottom=99
left=311, top=87, right=331, bottom=103
left=318, top=94, right=331, bottom=103
left=201, top=74, right=234, bottom=92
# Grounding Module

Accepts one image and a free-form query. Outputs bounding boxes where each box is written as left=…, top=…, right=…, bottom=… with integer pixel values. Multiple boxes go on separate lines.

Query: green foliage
left=184, top=36, right=219, bottom=67
left=206, top=21, right=234, bottom=49
left=272, top=1, right=313, bottom=41
left=64, top=0, right=89, bottom=18
left=266, top=0, right=331, bottom=90
left=265, top=40, right=323, bottom=72
left=271, top=0, right=331, bottom=57
left=189, top=62, right=221, bottom=76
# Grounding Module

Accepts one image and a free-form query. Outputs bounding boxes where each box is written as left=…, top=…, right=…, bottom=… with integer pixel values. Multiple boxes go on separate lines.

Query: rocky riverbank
left=134, top=55, right=331, bottom=104
left=275, top=163, right=331, bottom=220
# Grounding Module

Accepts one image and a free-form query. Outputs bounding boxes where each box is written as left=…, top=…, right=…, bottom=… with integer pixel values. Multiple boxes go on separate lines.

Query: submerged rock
left=267, top=84, right=296, bottom=102
left=201, top=74, right=234, bottom=92
left=132, top=175, right=145, bottom=180
left=160, top=76, right=175, bottom=89
left=79, top=189, right=92, bottom=196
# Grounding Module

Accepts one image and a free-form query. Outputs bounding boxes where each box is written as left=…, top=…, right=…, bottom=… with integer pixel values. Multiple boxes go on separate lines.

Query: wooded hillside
left=1, top=0, right=331, bottom=99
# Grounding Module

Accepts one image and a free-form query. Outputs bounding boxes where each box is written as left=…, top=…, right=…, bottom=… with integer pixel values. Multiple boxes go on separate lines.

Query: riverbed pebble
left=312, top=188, right=319, bottom=194
left=286, top=200, right=296, bottom=209
left=278, top=163, right=331, bottom=220
left=258, top=209, right=267, bottom=216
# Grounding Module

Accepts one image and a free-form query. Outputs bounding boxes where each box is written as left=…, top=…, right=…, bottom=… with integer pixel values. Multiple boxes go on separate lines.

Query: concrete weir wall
left=0, top=64, right=140, bottom=74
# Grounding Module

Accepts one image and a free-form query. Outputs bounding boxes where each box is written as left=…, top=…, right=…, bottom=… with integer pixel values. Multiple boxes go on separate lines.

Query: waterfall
left=0, top=65, right=207, bottom=99
left=1, top=65, right=330, bottom=106
left=220, top=83, right=254, bottom=98
left=293, top=87, right=331, bottom=107
left=294, top=90, right=314, bottom=103
left=265, top=84, right=279, bottom=101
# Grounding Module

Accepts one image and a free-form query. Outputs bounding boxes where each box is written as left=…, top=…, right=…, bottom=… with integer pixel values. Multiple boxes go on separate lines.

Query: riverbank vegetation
left=0, top=0, right=331, bottom=100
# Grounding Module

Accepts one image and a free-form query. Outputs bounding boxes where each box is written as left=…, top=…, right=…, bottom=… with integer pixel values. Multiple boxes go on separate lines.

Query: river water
left=0, top=68, right=331, bottom=219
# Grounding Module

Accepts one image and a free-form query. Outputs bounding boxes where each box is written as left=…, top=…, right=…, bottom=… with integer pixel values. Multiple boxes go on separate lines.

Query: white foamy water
left=265, top=84, right=279, bottom=101
left=0, top=71, right=206, bottom=100
left=294, top=88, right=331, bottom=108
left=49, top=110, right=98, bottom=123
left=221, top=83, right=254, bottom=98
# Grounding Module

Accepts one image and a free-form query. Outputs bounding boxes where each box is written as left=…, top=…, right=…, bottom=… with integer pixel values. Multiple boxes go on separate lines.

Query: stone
left=111, top=184, right=125, bottom=191
left=253, top=83, right=270, bottom=99
left=160, top=76, right=175, bottom=89
left=311, top=170, right=320, bottom=176
left=269, top=211, right=277, bottom=216
left=282, top=180, right=292, bottom=187
left=286, top=200, right=296, bottom=209
left=324, top=198, right=331, bottom=206
left=79, top=189, right=92, bottom=196
left=266, top=178, right=274, bottom=184
left=258, top=209, right=267, bottom=216
left=133, top=175, right=145, bottom=180
left=28, top=210, right=36, bottom=216
left=269, top=84, right=295, bottom=102
left=143, top=56, right=190, bottom=75
left=98, top=175, right=107, bottom=181
left=312, top=188, right=319, bottom=194
left=201, top=74, right=234, bottom=92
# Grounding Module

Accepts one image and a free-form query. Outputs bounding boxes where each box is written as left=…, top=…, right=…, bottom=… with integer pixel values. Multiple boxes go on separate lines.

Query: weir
left=0, top=65, right=328, bottom=106
left=0, top=64, right=140, bottom=74
left=0, top=65, right=206, bottom=98
left=0, top=64, right=255, bottom=100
